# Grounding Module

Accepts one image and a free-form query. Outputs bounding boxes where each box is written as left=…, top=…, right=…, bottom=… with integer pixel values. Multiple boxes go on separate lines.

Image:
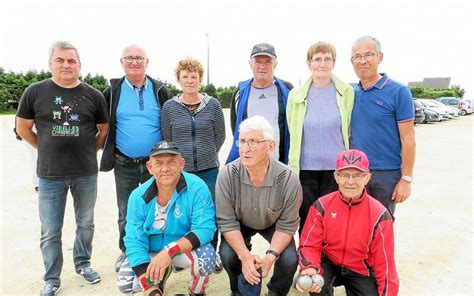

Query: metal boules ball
left=297, top=275, right=313, bottom=290
left=312, top=274, right=325, bottom=287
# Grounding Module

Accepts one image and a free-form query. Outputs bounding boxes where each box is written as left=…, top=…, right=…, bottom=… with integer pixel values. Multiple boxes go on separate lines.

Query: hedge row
left=1, top=68, right=465, bottom=112
left=0, top=68, right=236, bottom=112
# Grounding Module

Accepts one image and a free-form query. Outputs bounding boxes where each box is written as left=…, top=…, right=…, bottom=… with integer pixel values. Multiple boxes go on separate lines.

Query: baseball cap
left=335, top=149, right=369, bottom=172
left=250, top=43, right=277, bottom=59
left=149, top=140, right=181, bottom=157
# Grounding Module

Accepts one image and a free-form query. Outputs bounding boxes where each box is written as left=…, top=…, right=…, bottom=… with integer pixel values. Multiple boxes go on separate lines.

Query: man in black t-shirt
left=16, top=41, right=109, bottom=296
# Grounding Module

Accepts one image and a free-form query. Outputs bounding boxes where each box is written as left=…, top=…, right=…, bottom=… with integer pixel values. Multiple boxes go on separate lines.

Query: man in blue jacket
left=227, top=43, right=293, bottom=164
left=116, top=141, right=217, bottom=296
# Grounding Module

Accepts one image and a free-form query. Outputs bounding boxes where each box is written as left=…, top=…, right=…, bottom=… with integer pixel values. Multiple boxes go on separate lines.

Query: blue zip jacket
left=226, top=77, right=291, bottom=164
left=124, top=171, right=216, bottom=272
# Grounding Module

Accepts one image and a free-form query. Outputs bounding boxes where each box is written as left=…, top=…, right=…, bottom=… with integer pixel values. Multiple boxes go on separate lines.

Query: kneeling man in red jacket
left=296, top=149, right=399, bottom=296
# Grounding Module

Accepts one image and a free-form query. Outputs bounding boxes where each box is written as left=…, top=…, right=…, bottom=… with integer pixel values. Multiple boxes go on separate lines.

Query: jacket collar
left=142, top=173, right=187, bottom=204
left=292, top=74, right=347, bottom=103
left=337, top=189, right=368, bottom=206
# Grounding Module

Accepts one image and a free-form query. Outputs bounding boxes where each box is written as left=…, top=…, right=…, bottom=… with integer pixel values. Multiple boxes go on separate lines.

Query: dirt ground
left=1, top=111, right=472, bottom=296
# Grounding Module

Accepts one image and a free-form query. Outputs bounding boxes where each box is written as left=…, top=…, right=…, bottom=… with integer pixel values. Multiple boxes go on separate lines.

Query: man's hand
left=146, top=249, right=172, bottom=283
left=295, top=268, right=322, bottom=293
left=260, top=253, right=277, bottom=278
left=392, top=179, right=411, bottom=203
left=241, top=254, right=262, bottom=285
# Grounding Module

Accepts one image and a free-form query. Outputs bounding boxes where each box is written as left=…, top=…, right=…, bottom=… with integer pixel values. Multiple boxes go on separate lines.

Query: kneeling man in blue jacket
left=117, top=140, right=217, bottom=296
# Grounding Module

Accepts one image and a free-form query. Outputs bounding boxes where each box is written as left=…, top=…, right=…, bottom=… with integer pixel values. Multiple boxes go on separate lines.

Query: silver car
left=416, top=99, right=451, bottom=120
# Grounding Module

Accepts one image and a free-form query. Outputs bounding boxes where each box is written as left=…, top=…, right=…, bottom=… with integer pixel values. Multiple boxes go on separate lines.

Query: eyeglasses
left=336, top=173, right=367, bottom=181
left=309, top=57, right=334, bottom=64
left=351, top=52, right=377, bottom=63
left=122, top=56, right=146, bottom=63
left=236, top=138, right=270, bottom=148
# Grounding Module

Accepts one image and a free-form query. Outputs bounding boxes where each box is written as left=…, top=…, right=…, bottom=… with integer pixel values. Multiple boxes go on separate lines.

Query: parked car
left=413, top=102, right=426, bottom=124
left=430, top=100, right=459, bottom=117
left=414, top=100, right=441, bottom=123
left=415, top=99, right=451, bottom=120
left=459, top=99, right=472, bottom=115
left=437, top=97, right=472, bottom=116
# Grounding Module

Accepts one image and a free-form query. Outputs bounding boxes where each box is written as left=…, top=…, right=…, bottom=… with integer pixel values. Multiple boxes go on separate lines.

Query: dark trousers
left=298, top=170, right=338, bottom=234
left=310, top=256, right=378, bottom=296
left=193, top=167, right=219, bottom=250
left=366, top=169, right=401, bottom=218
left=114, top=155, right=151, bottom=252
left=219, top=224, right=298, bottom=295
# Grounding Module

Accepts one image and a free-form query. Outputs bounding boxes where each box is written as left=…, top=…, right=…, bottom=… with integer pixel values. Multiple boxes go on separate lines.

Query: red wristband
left=165, top=242, right=181, bottom=259
left=139, top=275, right=154, bottom=290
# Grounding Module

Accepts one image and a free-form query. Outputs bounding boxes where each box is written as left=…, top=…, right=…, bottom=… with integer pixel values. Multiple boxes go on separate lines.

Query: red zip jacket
left=298, top=190, right=399, bottom=296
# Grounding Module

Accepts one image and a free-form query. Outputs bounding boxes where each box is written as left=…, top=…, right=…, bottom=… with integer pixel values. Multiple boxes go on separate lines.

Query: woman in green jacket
left=286, top=41, right=354, bottom=234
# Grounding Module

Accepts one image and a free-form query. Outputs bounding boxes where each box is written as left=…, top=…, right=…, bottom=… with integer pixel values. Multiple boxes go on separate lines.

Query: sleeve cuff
left=184, top=232, right=201, bottom=250
left=131, top=263, right=149, bottom=277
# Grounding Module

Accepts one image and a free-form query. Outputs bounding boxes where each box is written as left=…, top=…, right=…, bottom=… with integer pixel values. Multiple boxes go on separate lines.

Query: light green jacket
left=286, top=74, right=354, bottom=173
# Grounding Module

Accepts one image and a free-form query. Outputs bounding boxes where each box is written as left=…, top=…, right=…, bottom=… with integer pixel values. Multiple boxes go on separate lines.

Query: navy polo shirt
left=350, top=74, right=414, bottom=170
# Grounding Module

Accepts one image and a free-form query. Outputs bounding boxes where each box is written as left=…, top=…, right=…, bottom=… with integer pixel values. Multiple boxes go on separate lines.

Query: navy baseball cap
left=250, top=43, right=277, bottom=59
left=149, top=141, right=181, bottom=157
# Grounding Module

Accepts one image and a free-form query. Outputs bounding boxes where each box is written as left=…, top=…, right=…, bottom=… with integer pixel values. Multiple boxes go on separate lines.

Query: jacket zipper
left=191, top=115, right=197, bottom=171
left=341, top=200, right=352, bottom=267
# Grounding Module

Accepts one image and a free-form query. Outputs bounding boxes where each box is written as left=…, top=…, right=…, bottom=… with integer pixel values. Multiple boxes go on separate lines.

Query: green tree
left=83, top=73, right=109, bottom=92
left=216, top=86, right=236, bottom=108
left=200, top=83, right=217, bottom=98
left=163, top=81, right=180, bottom=97
left=450, top=85, right=465, bottom=98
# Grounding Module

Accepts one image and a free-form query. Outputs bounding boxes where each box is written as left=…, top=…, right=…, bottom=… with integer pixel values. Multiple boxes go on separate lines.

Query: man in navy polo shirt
left=99, top=44, right=172, bottom=271
left=349, top=36, right=416, bottom=217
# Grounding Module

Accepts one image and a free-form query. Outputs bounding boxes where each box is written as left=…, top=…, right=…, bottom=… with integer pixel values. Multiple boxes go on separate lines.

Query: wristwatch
left=401, top=175, right=413, bottom=183
left=266, top=249, right=280, bottom=260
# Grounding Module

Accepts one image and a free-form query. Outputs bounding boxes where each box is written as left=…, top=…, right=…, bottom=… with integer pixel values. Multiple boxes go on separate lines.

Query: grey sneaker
left=115, top=253, right=126, bottom=272
left=75, top=266, right=101, bottom=284
left=40, top=283, right=61, bottom=296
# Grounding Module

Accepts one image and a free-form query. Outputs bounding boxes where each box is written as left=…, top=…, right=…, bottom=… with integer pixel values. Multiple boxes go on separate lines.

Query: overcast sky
left=1, top=0, right=472, bottom=97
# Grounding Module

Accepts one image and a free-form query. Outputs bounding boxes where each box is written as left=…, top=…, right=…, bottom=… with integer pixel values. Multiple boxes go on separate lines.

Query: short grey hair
left=49, top=41, right=80, bottom=62
left=239, top=116, right=274, bottom=140
left=352, top=36, right=382, bottom=53
left=121, top=44, right=148, bottom=59
left=249, top=57, right=278, bottom=67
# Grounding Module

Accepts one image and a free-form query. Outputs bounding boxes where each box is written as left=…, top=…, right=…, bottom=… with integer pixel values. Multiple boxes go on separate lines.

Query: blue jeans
left=219, top=224, right=298, bottom=295
left=193, top=167, right=219, bottom=249
left=366, top=169, right=401, bottom=218
left=39, top=174, right=98, bottom=286
left=114, top=156, right=151, bottom=252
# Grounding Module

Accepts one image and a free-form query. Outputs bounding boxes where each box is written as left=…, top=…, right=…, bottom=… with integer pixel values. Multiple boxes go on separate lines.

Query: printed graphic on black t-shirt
left=51, top=95, right=81, bottom=136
